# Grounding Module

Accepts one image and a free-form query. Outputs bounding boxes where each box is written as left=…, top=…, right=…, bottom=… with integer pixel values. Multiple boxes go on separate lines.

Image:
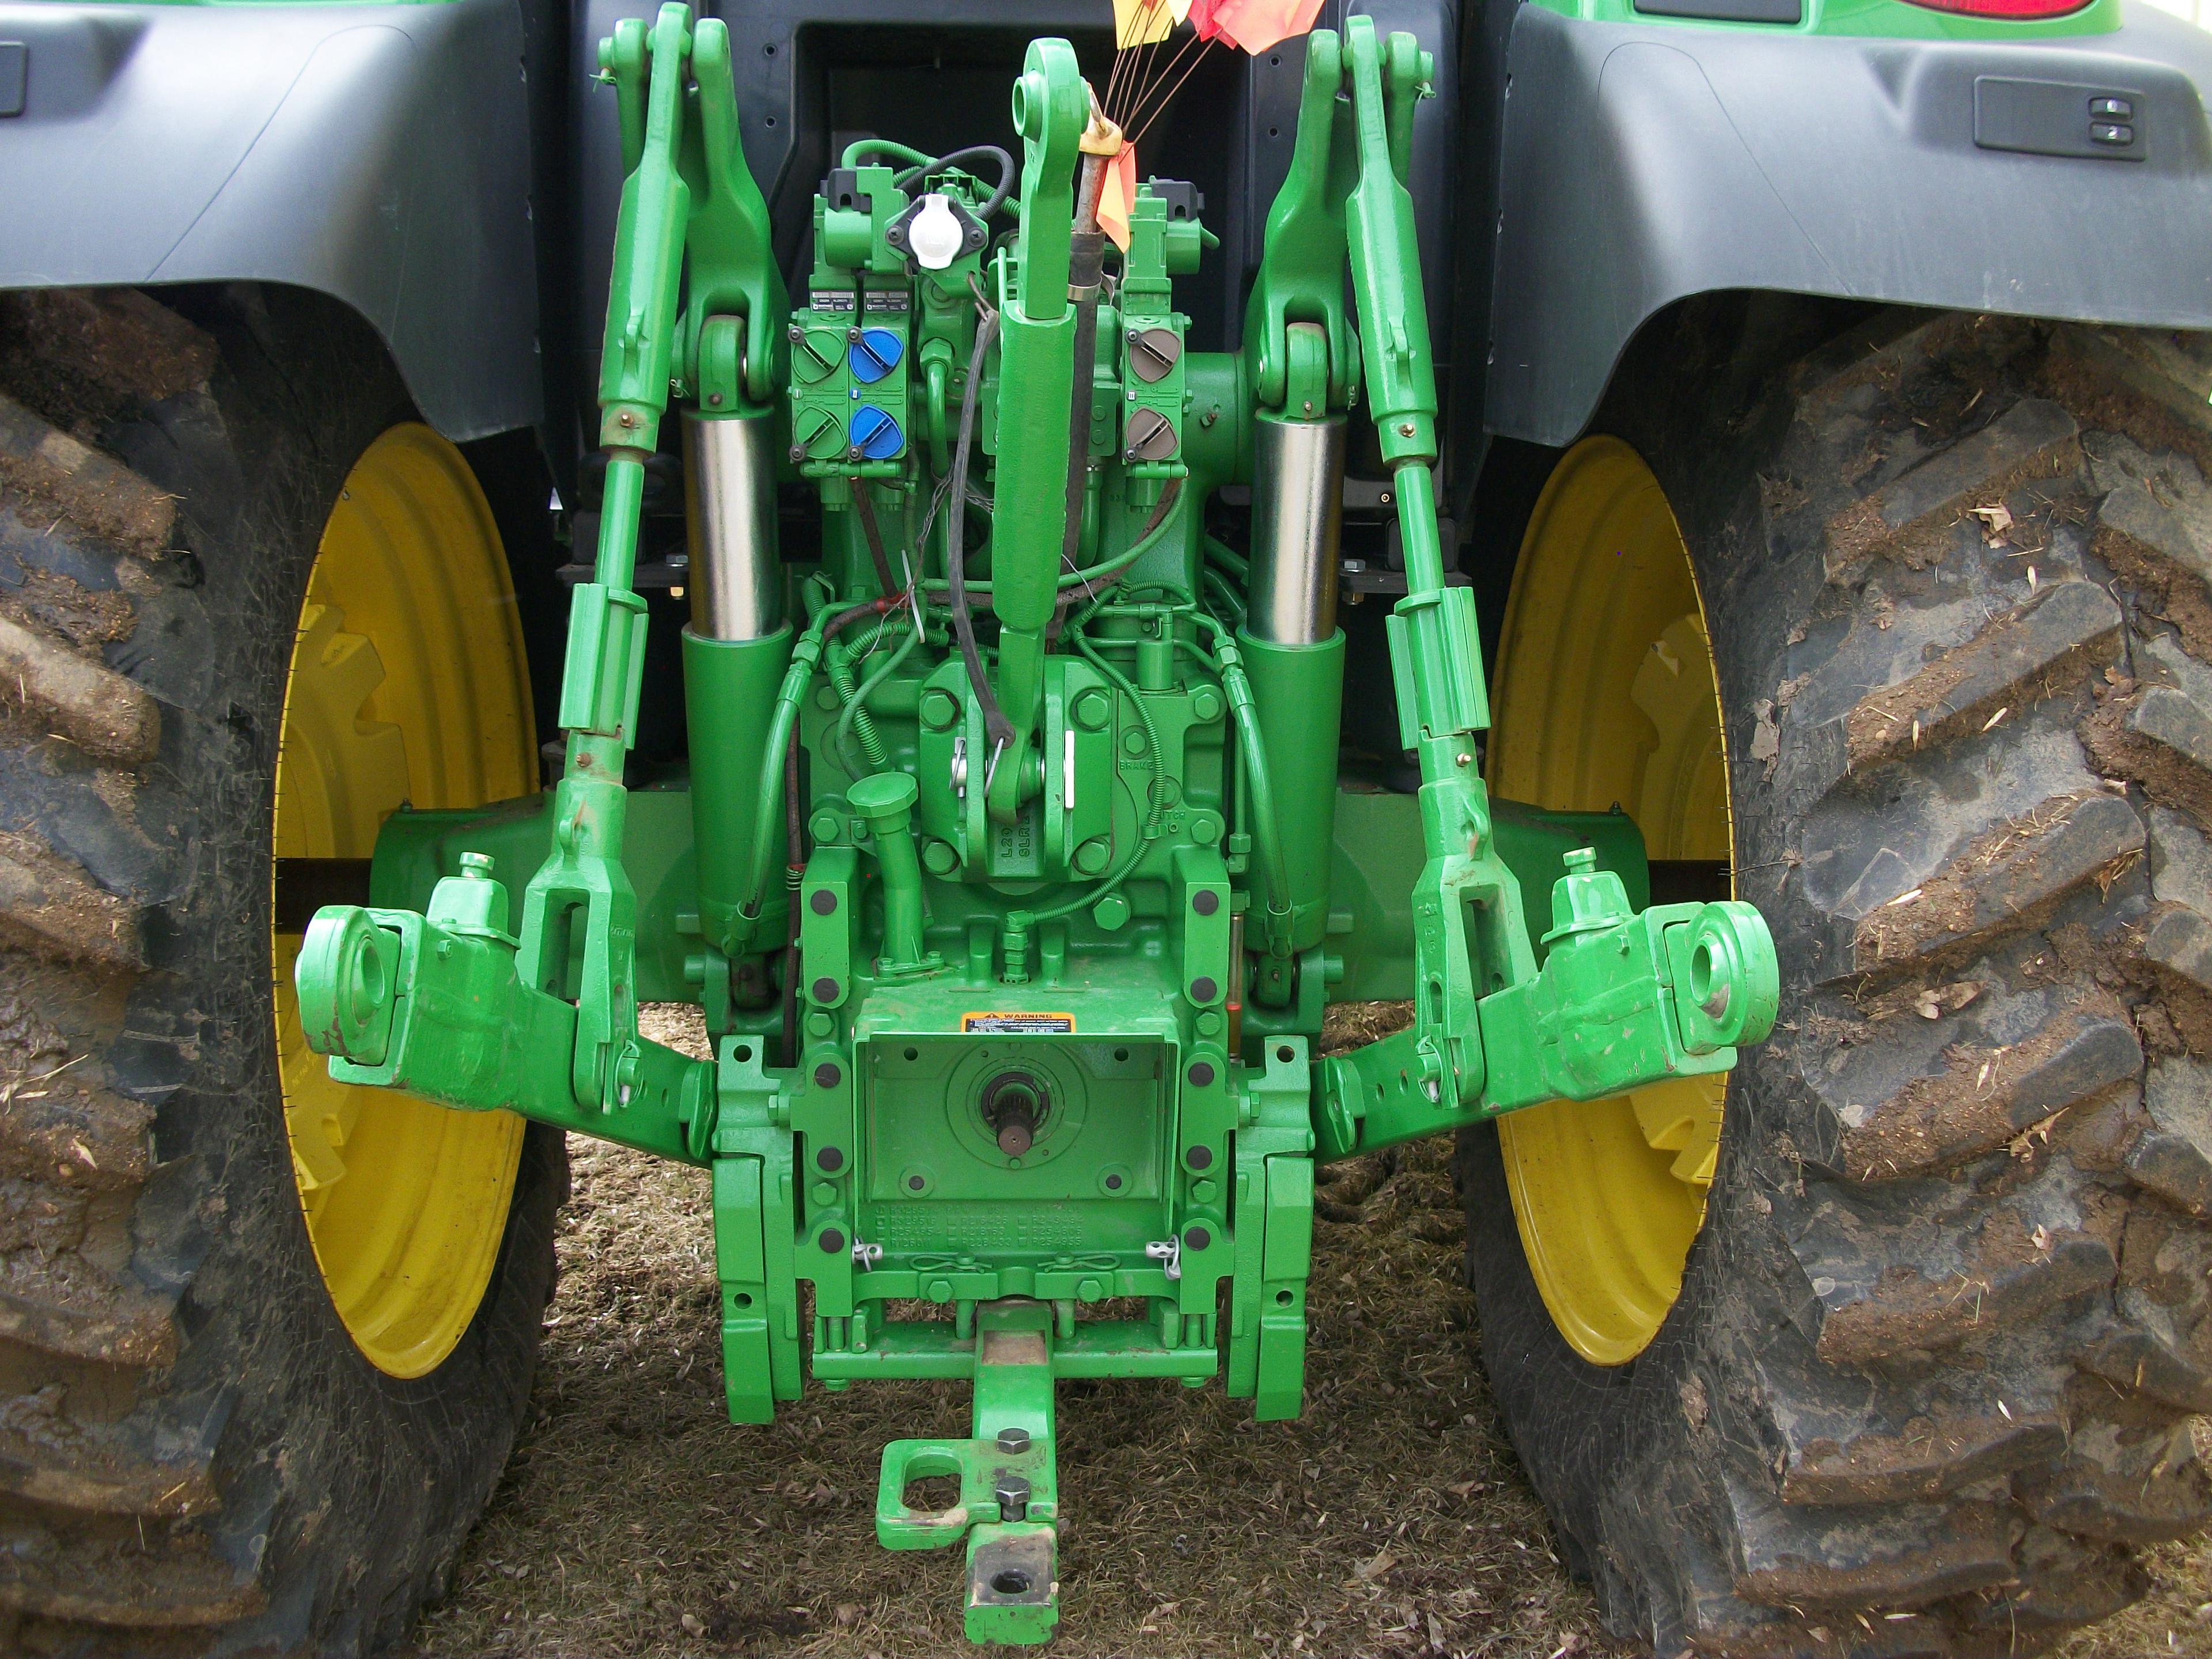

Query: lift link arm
left=1309, top=18, right=1781, bottom=1161
left=292, top=2, right=736, bottom=1150
left=983, top=40, right=1089, bottom=825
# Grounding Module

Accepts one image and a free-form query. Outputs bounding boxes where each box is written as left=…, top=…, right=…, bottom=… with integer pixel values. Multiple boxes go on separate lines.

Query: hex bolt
left=996, top=1427, right=1032, bottom=1455
left=994, top=1475, right=1031, bottom=1521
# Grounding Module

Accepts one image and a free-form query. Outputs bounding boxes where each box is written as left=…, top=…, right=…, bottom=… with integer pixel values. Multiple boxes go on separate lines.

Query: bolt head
left=996, top=1427, right=1032, bottom=1454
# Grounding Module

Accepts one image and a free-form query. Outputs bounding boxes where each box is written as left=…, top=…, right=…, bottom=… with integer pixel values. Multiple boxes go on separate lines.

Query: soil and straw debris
left=411, top=1005, right=2211, bottom=1659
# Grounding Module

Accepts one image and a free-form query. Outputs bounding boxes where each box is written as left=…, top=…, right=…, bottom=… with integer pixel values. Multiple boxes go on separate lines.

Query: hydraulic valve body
left=291, top=7, right=1779, bottom=1641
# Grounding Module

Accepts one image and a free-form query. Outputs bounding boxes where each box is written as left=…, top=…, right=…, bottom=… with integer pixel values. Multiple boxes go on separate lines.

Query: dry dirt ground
left=412, top=1007, right=2211, bottom=1659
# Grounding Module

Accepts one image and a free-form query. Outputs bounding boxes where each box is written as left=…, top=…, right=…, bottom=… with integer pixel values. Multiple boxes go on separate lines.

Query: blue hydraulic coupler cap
left=848, top=326, right=904, bottom=384
left=849, top=405, right=904, bottom=460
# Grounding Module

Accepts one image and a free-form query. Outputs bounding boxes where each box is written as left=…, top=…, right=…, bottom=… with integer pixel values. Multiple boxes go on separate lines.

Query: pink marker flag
left=1207, top=0, right=1324, bottom=51
left=1097, top=144, right=1139, bottom=254
left=1185, top=0, right=1230, bottom=41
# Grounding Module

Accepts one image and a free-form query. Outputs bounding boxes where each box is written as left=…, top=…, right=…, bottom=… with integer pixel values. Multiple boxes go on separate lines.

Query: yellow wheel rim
left=1488, top=437, right=1733, bottom=1367
left=271, top=424, right=540, bottom=1380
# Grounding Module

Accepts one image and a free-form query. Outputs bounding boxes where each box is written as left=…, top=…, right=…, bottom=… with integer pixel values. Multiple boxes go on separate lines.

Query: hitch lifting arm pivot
left=1267, top=17, right=1780, bottom=1160
left=293, top=3, right=791, bottom=1163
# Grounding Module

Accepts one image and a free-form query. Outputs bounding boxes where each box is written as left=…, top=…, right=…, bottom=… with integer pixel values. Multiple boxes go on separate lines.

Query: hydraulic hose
left=824, top=632, right=890, bottom=772
left=832, top=607, right=926, bottom=779
left=840, top=138, right=933, bottom=170
left=1194, top=612, right=1294, bottom=956
left=946, top=297, right=1014, bottom=767
left=892, top=145, right=1018, bottom=220
left=1202, top=535, right=1250, bottom=583
left=852, top=481, right=898, bottom=599
left=1058, top=480, right=1186, bottom=636
left=734, top=611, right=830, bottom=948
left=929, top=478, right=1183, bottom=603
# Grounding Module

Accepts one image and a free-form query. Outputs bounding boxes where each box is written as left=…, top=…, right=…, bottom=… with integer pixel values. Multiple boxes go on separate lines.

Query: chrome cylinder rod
left=682, top=410, right=782, bottom=641
left=1247, top=414, right=1346, bottom=645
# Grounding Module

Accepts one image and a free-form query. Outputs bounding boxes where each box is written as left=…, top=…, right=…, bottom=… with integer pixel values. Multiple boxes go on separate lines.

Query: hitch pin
left=852, top=1239, right=884, bottom=1271
left=1145, top=1238, right=1181, bottom=1281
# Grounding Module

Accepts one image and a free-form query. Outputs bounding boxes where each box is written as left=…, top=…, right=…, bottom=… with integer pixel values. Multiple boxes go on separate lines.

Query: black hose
left=947, top=304, right=1014, bottom=762
left=893, top=145, right=1017, bottom=219
left=851, top=481, right=897, bottom=599
left=822, top=592, right=899, bottom=643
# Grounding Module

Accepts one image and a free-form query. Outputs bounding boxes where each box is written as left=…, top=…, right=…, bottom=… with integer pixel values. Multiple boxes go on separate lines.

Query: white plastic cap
left=908, top=194, right=964, bottom=271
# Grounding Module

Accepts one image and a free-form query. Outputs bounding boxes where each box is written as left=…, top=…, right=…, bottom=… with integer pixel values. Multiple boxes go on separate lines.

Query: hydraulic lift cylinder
left=1241, top=412, right=1347, bottom=972
left=683, top=410, right=783, bottom=639
left=1247, top=413, right=1344, bottom=645
left=682, top=409, right=791, bottom=955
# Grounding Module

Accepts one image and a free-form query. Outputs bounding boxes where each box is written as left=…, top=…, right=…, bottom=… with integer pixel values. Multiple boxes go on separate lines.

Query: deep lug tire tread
left=0, top=287, right=561, bottom=1656
left=1461, top=309, right=2212, bottom=1655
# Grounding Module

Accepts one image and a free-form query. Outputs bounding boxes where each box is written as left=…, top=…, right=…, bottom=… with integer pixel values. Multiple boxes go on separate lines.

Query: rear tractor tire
left=0, top=286, right=561, bottom=1655
left=1464, top=308, right=2212, bottom=1654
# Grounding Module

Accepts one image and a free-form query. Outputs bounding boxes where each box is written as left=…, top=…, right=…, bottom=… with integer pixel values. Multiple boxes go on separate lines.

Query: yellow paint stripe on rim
left=272, top=423, right=539, bottom=1380
left=1487, top=437, right=1734, bottom=1368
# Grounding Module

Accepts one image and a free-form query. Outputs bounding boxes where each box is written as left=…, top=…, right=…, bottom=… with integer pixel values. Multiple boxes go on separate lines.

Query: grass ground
left=412, top=1008, right=2210, bottom=1659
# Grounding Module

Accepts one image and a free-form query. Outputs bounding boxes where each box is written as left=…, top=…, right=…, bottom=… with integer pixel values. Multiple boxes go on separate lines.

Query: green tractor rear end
left=2, top=0, right=2210, bottom=1650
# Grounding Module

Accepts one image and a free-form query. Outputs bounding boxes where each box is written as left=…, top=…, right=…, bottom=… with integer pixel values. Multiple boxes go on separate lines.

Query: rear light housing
left=1897, top=0, right=2095, bottom=17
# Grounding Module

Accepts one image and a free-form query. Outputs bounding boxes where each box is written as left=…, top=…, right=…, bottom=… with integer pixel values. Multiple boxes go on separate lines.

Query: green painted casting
left=291, top=8, right=1782, bottom=1639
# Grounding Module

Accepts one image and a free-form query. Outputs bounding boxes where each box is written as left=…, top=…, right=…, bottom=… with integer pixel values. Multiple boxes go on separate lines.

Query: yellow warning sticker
left=960, top=1012, right=1076, bottom=1033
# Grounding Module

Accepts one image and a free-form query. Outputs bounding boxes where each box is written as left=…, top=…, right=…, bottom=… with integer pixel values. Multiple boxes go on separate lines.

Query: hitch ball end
left=1673, top=902, right=1779, bottom=1057
left=294, top=907, right=400, bottom=1068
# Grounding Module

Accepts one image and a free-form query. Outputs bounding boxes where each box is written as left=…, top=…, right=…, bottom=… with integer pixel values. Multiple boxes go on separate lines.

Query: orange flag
left=1097, top=145, right=1138, bottom=254
left=1208, top=0, right=1323, bottom=52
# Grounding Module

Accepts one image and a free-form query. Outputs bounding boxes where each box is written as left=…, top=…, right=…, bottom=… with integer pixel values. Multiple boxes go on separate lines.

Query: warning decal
left=960, top=1012, right=1077, bottom=1034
